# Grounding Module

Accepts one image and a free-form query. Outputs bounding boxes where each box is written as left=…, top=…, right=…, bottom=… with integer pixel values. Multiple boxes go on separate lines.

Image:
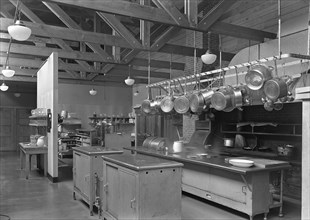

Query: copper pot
left=190, top=89, right=214, bottom=113
left=245, top=64, right=273, bottom=90
left=211, top=87, right=234, bottom=111
left=264, top=76, right=291, bottom=101
left=174, top=95, right=190, bottom=114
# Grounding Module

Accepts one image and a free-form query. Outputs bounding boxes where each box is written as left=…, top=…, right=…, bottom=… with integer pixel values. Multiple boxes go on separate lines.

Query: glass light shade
left=201, top=51, right=217, bottom=64
left=125, top=77, right=135, bottom=86
left=89, top=88, right=97, bottom=95
left=2, top=66, right=15, bottom=77
left=0, top=82, right=9, bottom=91
left=8, top=20, right=32, bottom=41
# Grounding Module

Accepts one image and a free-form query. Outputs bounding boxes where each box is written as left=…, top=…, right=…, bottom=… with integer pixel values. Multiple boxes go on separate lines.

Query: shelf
left=221, top=122, right=302, bottom=137
left=29, top=115, right=48, bottom=119
left=221, top=131, right=302, bottom=137
left=29, top=123, right=47, bottom=127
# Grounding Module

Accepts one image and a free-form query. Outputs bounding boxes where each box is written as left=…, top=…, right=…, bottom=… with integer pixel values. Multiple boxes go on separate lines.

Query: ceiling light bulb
left=0, top=82, right=9, bottom=91
left=8, top=20, right=32, bottom=41
left=201, top=50, right=217, bottom=64
left=89, top=88, right=97, bottom=95
left=2, top=66, right=15, bottom=77
left=125, top=77, right=135, bottom=86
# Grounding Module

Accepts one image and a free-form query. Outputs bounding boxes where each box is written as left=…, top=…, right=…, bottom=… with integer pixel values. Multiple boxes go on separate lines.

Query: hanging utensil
left=160, top=54, right=175, bottom=113
left=141, top=52, right=155, bottom=114
left=174, top=77, right=190, bottom=114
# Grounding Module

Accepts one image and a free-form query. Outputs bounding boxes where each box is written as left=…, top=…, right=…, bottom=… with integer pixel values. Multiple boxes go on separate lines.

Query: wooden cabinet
left=102, top=153, right=183, bottom=220
left=72, top=147, right=123, bottom=216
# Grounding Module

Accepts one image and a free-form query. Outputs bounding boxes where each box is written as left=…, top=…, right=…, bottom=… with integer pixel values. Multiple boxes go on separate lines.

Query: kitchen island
left=124, top=146, right=291, bottom=220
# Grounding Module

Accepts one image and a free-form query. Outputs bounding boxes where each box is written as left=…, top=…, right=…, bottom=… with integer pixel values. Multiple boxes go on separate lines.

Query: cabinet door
left=74, top=152, right=90, bottom=198
left=119, top=169, right=137, bottom=220
left=104, top=163, right=119, bottom=219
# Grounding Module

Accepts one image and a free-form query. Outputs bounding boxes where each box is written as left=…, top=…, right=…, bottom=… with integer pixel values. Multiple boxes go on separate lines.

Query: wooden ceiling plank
left=97, top=12, right=143, bottom=49
left=152, top=0, right=190, bottom=26
left=0, top=2, right=14, bottom=19
left=210, top=21, right=277, bottom=42
left=198, top=0, right=237, bottom=30
left=131, top=58, right=184, bottom=70
left=42, top=2, right=113, bottom=62
left=159, top=44, right=235, bottom=61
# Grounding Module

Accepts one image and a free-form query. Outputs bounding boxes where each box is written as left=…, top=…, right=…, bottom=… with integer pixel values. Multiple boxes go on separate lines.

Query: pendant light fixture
left=2, top=65, right=15, bottom=78
left=201, top=32, right=217, bottom=65
left=89, top=88, right=97, bottom=95
left=0, top=82, right=9, bottom=91
left=125, top=65, right=135, bottom=86
left=8, top=0, right=31, bottom=41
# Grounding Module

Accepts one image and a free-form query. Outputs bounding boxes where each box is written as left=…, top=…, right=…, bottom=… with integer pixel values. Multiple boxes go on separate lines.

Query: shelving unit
left=75, top=129, right=98, bottom=147
left=221, top=122, right=302, bottom=137
left=58, top=118, right=82, bottom=158
left=28, top=112, right=50, bottom=174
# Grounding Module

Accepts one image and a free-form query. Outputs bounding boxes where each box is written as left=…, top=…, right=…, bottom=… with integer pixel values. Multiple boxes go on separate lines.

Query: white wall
left=37, top=52, right=58, bottom=178
left=58, top=84, right=133, bottom=128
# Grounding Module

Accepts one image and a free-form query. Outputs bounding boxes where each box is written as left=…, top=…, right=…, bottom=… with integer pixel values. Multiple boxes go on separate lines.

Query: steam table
left=19, top=142, right=48, bottom=179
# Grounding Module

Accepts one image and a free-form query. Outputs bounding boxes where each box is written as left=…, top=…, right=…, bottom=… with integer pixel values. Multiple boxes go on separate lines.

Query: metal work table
left=101, top=152, right=183, bottom=220
left=125, top=146, right=291, bottom=220
left=72, top=146, right=123, bottom=216
left=124, top=146, right=290, bottom=174
left=19, top=142, right=48, bottom=179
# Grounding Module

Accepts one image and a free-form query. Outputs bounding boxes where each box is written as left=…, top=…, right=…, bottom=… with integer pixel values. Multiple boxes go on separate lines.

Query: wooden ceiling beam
left=8, top=0, right=90, bottom=76
left=0, top=18, right=131, bottom=48
left=42, top=2, right=112, bottom=62
left=1, top=18, right=234, bottom=61
left=44, top=0, right=276, bottom=41
left=0, top=74, right=144, bottom=86
left=0, top=45, right=180, bottom=75
left=198, top=0, right=237, bottom=30
left=152, top=0, right=190, bottom=26
left=97, top=12, right=143, bottom=49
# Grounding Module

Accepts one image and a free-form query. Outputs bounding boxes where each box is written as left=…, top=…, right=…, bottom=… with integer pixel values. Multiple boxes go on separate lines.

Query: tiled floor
left=0, top=151, right=301, bottom=220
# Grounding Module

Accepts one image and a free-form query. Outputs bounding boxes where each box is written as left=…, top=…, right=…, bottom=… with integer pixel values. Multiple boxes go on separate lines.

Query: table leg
left=20, top=149, right=23, bottom=170
left=279, top=170, right=284, bottom=217
left=44, top=153, right=47, bottom=177
left=25, top=154, right=30, bottom=179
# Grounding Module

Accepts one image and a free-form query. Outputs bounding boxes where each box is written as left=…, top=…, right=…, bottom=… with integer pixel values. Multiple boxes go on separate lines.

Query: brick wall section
left=182, top=1, right=221, bottom=142
left=182, top=114, right=199, bottom=143
left=182, top=27, right=202, bottom=143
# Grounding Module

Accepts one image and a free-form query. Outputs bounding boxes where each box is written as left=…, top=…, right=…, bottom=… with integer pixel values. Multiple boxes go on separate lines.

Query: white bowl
left=229, top=159, right=254, bottom=168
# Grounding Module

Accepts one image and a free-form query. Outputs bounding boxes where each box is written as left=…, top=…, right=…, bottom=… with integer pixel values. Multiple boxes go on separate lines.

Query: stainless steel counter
left=125, top=146, right=291, bottom=220
left=102, top=151, right=183, bottom=171
left=72, top=146, right=123, bottom=156
left=124, top=146, right=290, bottom=174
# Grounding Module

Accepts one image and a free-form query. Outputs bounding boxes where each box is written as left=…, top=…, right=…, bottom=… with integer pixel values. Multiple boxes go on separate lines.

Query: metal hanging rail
left=147, top=53, right=310, bottom=88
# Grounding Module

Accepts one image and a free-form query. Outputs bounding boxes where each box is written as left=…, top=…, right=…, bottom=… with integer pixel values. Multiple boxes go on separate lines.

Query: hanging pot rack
left=147, top=53, right=310, bottom=89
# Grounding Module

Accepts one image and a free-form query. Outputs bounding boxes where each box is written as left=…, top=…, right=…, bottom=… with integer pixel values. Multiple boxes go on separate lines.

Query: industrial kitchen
left=0, top=0, right=309, bottom=220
